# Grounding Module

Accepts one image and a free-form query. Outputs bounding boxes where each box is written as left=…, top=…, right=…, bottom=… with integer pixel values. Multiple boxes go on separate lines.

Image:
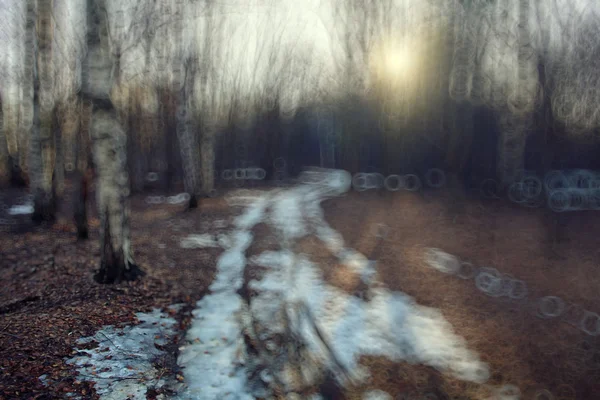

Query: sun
left=370, top=41, right=419, bottom=85
left=385, top=47, right=414, bottom=75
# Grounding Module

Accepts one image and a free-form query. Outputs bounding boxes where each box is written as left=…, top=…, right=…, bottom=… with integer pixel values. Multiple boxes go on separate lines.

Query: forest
left=1, top=0, right=600, bottom=399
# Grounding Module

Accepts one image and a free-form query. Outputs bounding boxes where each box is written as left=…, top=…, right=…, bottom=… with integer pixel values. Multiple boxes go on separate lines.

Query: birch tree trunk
left=126, top=90, right=148, bottom=194
left=496, top=114, right=529, bottom=186
left=318, top=114, right=336, bottom=169
left=72, top=166, right=90, bottom=240
left=26, top=0, right=42, bottom=216
left=444, top=102, right=474, bottom=175
left=198, top=1, right=217, bottom=198
left=0, top=101, right=8, bottom=185
left=200, top=130, right=215, bottom=196
left=175, top=63, right=201, bottom=208
left=91, top=107, right=142, bottom=283
left=29, top=0, right=57, bottom=223
left=496, top=0, right=536, bottom=187
left=18, top=97, right=32, bottom=186
left=73, top=99, right=92, bottom=239
left=84, top=0, right=143, bottom=283
left=22, top=2, right=36, bottom=190
left=39, top=0, right=57, bottom=205
left=53, top=108, right=64, bottom=199
left=1, top=100, right=26, bottom=186
left=160, top=88, right=178, bottom=192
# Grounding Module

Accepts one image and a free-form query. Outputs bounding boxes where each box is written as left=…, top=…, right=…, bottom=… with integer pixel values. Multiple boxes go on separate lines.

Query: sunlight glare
left=386, top=46, right=414, bottom=75
left=370, top=40, right=420, bottom=87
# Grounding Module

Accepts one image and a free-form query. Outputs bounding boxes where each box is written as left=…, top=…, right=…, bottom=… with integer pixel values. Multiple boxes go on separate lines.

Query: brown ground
left=319, top=189, right=600, bottom=400
left=2, top=180, right=600, bottom=399
left=0, top=179, right=226, bottom=399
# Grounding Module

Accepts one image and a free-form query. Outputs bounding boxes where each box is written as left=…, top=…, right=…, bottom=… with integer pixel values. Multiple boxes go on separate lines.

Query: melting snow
left=175, top=291, right=254, bottom=400
left=180, top=234, right=221, bottom=249
left=250, top=251, right=489, bottom=385
left=66, top=308, right=178, bottom=399
left=68, top=168, right=493, bottom=399
left=175, top=195, right=268, bottom=400
left=8, top=203, right=34, bottom=215
left=177, top=169, right=490, bottom=398
left=362, top=389, right=393, bottom=400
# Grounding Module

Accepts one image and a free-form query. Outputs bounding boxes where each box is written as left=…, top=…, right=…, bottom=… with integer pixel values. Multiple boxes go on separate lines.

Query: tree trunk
left=53, top=108, right=64, bottom=200
left=495, top=0, right=535, bottom=187
left=18, top=103, right=31, bottom=185
left=29, top=0, right=57, bottom=224
left=73, top=169, right=89, bottom=240
left=496, top=113, right=529, bottom=187
left=30, top=94, right=55, bottom=223
left=84, top=0, right=142, bottom=283
left=1, top=101, right=27, bottom=186
left=42, top=5, right=55, bottom=194
left=91, top=108, right=143, bottom=283
left=536, top=61, right=556, bottom=173
left=0, top=101, right=9, bottom=185
left=200, top=131, right=215, bottom=196
left=39, top=104, right=56, bottom=212
left=444, top=102, right=474, bottom=175
left=73, top=100, right=92, bottom=240
left=175, top=67, right=200, bottom=208
left=317, top=111, right=336, bottom=169
left=126, top=94, right=146, bottom=194
left=160, top=88, right=177, bottom=192
left=25, top=0, right=40, bottom=210
left=31, top=106, right=57, bottom=223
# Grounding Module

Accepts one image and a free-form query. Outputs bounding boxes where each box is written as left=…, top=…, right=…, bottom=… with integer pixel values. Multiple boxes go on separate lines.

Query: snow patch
left=362, top=389, right=393, bottom=400
left=250, top=250, right=490, bottom=385
left=8, top=203, right=33, bottom=215
left=175, top=292, right=253, bottom=400
left=66, top=308, right=178, bottom=400
left=234, top=195, right=269, bottom=230
left=270, top=187, right=310, bottom=240
left=180, top=233, right=221, bottom=248
left=177, top=169, right=490, bottom=398
left=175, top=195, right=268, bottom=400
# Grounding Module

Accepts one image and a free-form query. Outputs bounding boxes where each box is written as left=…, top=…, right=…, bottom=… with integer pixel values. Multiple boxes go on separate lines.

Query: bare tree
left=83, top=0, right=143, bottom=283
left=0, top=96, right=7, bottom=185
left=94, top=0, right=176, bottom=194
left=330, top=0, right=396, bottom=94
left=197, top=0, right=224, bottom=200
left=0, top=2, right=26, bottom=186
left=495, top=0, right=537, bottom=186
left=175, top=56, right=202, bottom=208
left=171, top=0, right=202, bottom=208
left=25, top=0, right=58, bottom=223
left=21, top=0, right=90, bottom=223
left=456, top=0, right=539, bottom=186
left=73, top=98, right=93, bottom=239
left=0, top=95, right=27, bottom=187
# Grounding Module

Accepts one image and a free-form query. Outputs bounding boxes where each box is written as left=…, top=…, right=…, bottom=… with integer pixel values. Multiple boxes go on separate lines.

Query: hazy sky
left=0, top=0, right=599, bottom=118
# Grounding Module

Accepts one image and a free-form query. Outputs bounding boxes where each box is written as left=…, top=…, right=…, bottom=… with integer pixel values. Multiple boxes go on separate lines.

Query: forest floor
left=1, top=177, right=600, bottom=399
